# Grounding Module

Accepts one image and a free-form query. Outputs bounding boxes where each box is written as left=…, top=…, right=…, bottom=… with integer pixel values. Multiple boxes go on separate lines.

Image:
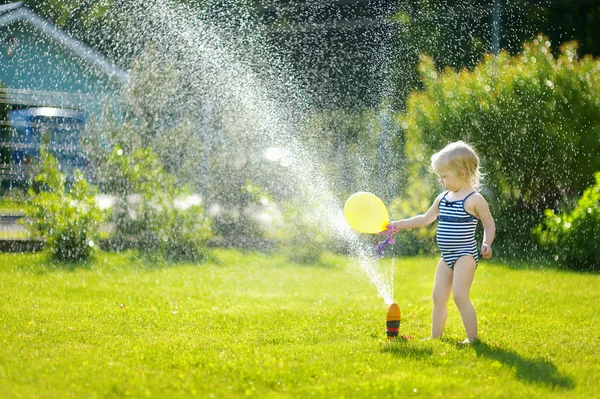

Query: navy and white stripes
left=436, top=191, right=479, bottom=269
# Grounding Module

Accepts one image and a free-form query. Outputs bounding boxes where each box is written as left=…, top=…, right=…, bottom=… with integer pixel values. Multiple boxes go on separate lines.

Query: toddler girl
left=387, top=141, right=496, bottom=343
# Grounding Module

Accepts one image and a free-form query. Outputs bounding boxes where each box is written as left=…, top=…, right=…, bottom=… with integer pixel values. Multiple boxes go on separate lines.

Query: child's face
left=434, top=166, right=464, bottom=192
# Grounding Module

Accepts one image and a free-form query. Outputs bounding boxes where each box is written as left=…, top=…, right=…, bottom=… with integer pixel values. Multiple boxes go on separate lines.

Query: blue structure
left=7, top=107, right=88, bottom=178
left=0, top=2, right=129, bottom=185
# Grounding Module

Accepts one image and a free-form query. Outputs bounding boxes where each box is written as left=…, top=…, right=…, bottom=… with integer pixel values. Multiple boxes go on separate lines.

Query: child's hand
left=481, top=243, right=492, bottom=259
left=382, top=222, right=400, bottom=235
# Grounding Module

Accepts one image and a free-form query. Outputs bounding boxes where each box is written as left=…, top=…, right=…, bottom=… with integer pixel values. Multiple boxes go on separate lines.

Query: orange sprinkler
left=386, top=303, right=401, bottom=340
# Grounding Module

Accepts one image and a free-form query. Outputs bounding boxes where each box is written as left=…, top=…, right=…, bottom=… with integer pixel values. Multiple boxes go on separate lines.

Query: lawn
left=0, top=249, right=598, bottom=398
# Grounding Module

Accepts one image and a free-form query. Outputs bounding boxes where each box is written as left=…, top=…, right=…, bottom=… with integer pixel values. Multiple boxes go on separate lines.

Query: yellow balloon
left=344, top=192, right=390, bottom=234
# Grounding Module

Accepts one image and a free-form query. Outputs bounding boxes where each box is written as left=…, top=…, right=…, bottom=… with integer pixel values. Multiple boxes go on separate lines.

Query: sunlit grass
left=0, top=250, right=598, bottom=398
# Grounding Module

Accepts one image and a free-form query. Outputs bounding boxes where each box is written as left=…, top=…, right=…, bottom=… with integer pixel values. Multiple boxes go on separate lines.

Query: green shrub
left=534, top=172, right=600, bottom=270
left=158, top=198, right=212, bottom=262
left=26, top=150, right=105, bottom=261
left=210, top=180, right=273, bottom=250
left=100, top=146, right=212, bottom=261
left=267, top=201, right=335, bottom=264
left=399, top=36, right=600, bottom=256
left=387, top=168, right=437, bottom=256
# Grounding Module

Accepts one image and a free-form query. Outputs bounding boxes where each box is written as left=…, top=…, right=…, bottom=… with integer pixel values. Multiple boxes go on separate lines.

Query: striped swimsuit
left=436, top=191, right=479, bottom=269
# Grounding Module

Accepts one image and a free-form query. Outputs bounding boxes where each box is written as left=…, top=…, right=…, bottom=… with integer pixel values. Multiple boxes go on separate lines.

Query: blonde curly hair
left=431, top=141, right=482, bottom=191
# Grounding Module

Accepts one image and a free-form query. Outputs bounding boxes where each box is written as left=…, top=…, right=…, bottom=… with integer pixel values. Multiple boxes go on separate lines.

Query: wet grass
left=0, top=250, right=598, bottom=398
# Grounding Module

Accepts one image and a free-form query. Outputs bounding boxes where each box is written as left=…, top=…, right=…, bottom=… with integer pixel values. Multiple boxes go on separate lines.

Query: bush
left=387, top=169, right=437, bottom=256
left=26, top=149, right=105, bottom=261
left=210, top=180, right=274, bottom=250
left=267, top=200, right=335, bottom=264
left=534, top=172, right=600, bottom=270
left=399, top=36, right=600, bottom=256
left=99, top=146, right=212, bottom=261
left=159, top=197, right=212, bottom=262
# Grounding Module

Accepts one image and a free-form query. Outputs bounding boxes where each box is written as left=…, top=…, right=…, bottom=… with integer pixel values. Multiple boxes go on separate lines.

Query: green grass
left=0, top=250, right=599, bottom=398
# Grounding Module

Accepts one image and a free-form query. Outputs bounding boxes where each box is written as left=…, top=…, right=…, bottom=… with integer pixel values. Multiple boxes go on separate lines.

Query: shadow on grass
left=137, top=253, right=214, bottom=270
left=381, top=341, right=433, bottom=359
left=0, top=250, right=94, bottom=274
left=33, top=257, right=95, bottom=274
left=10, top=249, right=218, bottom=274
left=470, top=341, right=575, bottom=389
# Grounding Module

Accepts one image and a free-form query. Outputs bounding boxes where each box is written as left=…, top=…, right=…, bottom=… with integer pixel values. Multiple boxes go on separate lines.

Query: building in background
left=0, top=1, right=129, bottom=186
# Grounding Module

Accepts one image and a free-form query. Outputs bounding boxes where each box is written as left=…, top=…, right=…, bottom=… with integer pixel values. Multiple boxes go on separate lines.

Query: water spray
left=101, top=1, right=399, bottom=307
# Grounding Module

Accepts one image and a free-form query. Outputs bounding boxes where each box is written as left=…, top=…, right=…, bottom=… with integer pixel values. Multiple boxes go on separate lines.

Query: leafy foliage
left=399, top=36, right=600, bottom=256
left=83, top=47, right=274, bottom=250
left=387, top=169, right=437, bottom=256
left=210, top=180, right=274, bottom=250
left=534, top=172, right=600, bottom=270
left=99, top=145, right=212, bottom=261
left=299, top=108, right=404, bottom=202
left=270, top=201, right=335, bottom=264
left=389, top=1, right=600, bottom=110
left=26, top=149, right=105, bottom=261
left=82, top=48, right=205, bottom=186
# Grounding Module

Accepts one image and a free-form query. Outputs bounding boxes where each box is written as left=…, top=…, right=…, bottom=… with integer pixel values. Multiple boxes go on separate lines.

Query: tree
left=389, top=0, right=600, bottom=110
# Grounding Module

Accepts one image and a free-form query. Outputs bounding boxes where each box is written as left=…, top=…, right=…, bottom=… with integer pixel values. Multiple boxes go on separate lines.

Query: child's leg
left=431, top=258, right=453, bottom=338
left=452, top=256, right=478, bottom=341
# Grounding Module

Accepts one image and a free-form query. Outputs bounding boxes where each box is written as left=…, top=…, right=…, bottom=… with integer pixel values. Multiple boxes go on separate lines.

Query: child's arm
left=472, top=194, right=496, bottom=259
left=387, top=193, right=444, bottom=231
